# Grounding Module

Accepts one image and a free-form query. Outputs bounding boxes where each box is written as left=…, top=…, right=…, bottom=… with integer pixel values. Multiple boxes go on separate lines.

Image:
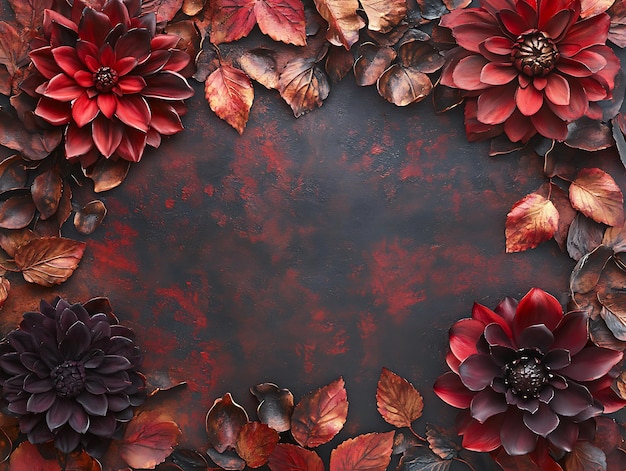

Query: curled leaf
left=425, top=424, right=460, bottom=460
left=0, top=228, right=36, bottom=257
left=239, top=48, right=279, bottom=90
left=565, top=118, right=613, bottom=152
left=251, top=383, right=294, bottom=432
left=267, top=443, right=324, bottom=471
left=505, top=193, right=559, bottom=253
left=567, top=214, right=605, bottom=261
left=569, top=245, right=613, bottom=295
left=235, top=421, right=280, bottom=468
left=83, top=158, right=131, bottom=193
left=329, top=432, right=394, bottom=471
left=376, top=367, right=424, bottom=428
left=0, top=194, right=36, bottom=229
left=569, top=168, right=624, bottom=227
left=31, top=169, right=63, bottom=220
left=206, top=448, right=246, bottom=471
left=74, top=200, right=107, bottom=235
left=598, top=291, right=626, bottom=341
left=206, top=393, right=249, bottom=453
left=206, top=64, right=254, bottom=135
left=0, top=277, right=10, bottom=311
left=354, top=43, right=397, bottom=87
left=0, top=110, right=62, bottom=161
left=377, top=64, right=432, bottom=106
left=325, top=46, right=354, bottom=83
left=312, top=0, right=364, bottom=49
left=0, top=155, right=27, bottom=193
left=279, top=58, right=330, bottom=118
left=119, top=411, right=181, bottom=469
left=182, top=0, right=205, bottom=16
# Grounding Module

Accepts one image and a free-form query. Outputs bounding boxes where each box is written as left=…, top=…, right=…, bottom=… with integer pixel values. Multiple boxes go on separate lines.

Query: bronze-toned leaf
left=0, top=228, right=36, bottom=257
left=505, top=193, right=559, bottom=253
left=425, top=424, right=460, bottom=461
left=330, top=432, right=394, bottom=471
left=14, top=236, right=86, bottom=287
left=376, top=367, right=423, bottom=428
left=254, top=0, right=307, bottom=46
left=251, top=383, right=294, bottom=433
left=182, top=0, right=205, bottom=16
left=58, top=449, right=102, bottom=471
left=609, top=0, right=626, bottom=47
left=84, top=158, right=131, bottom=193
left=549, top=183, right=577, bottom=251
left=565, top=118, right=614, bottom=151
left=0, top=110, right=62, bottom=161
left=325, top=46, right=354, bottom=83
left=563, top=441, right=607, bottom=471
left=193, top=41, right=219, bottom=83
left=392, top=429, right=421, bottom=455
left=0, top=277, right=10, bottom=311
left=164, top=20, right=199, bottom=76
left=268, top=443, right=324, bottom=471
left=360, top=0, right=407, bottom=33
left=613, top=370, right=626, bottom=400
left=0, top=20, right=28, bottom=76
left=367, top=23, right=409, bottom=47
left=279, top=58, right=330, bottom=118
left=432, top=83, right=463, bottom=114
left=31, top=169, right=62, bottom=220
left=354, top=43, right=396, bottom=86
left=312, top=0, right=365, bottom=49
left=398, top=32, right=444, bottom=72
left=235, top=422, right=280, bottom=468
left=570, top=168, right=624, bottom=227
left=398, top=445, right=471, bottom=471
left=0, top=155, right=27, bottom=193
left=603, top=220, right=626, bottom=252
left=416, top=0, right=447, bottom=20
left=206, top=393, right=249, bottom=453
left=55, top=182, right=72, bottom=227
left=489, top=134, right=525, bottom=156
left=239, top=48, right=279, bottom=90
left=7, top=441, right=60, bottom=470
left=589, top=315, right=626, bottom=350
left=206, top=448, right=245, bottom=471
left=0, top=194, right=36, bottom=229
left=377, top=64, right=432, bottom=106
left=205, top=64, right=254, bottom=135
left=570, top=245, right=613, bottom=295
left=291, top=377, right=348, bottom=448
left=598, top=291, right=626, bottom=340
left=567, top=213, right=605, bottom=262
left=74, top=200, right=107, bottom=235
left=7, top=0, right=53, bottom=30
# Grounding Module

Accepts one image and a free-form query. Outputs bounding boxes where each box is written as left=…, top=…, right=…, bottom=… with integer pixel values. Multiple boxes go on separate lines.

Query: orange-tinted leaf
left=267, top=443, right=324, bottom=471
left=505, top=193, right=559, bottom=253
left=325, top=46, right=354, bottom=83
left=0, top=65, right=11, bottom=95
left=8, top=0, right=53, bottom=30
left=580, top=0, right=615, bottom=18
left=0, top=194, right=36, bottom=230
left=31, top=169, right=62, bottom=220
left=205, top=64, right=254, bottom=135
left=569, top=245, right=613, bottom=295
left=236, top=421, right=280, bottom=468
left=58, top=450, right=102, bottom=471
left=206, top=393, right=249, bottom=453
left=0, top=21, right=28, bottom=76
left=239, top=48, right=279, bottom=90
left=182, top=0, right=205, bottom=16
left=279, top=58, right=330, bottom=118
left=74, top=200, right=107, bottom=235
left=254, top=0, right=306, bottom=46
left=377, top=64, right=433, bottom=106
left=563, top=441, right=607, bottom=471
left=312, top=0, right=365, bottom=49
left=119, top=411, right=181, bottom=469
left=0, top=277, right=10, bottom=311
left=0, top=228, right=36, bottom=257
left=164, top=20, right=200, bottom=64
left=141, top=0, right=183, bottom=23
left=251, top=383, right=294, bottom=432
left=0, top=110, right=62, bottom=161
left=291, top=377, right=348, bottom=448
left=570, top=168, right=624, bottom=227
left=329, top=432, right=394, bottom=471
left=376, top=367, right=424, bottom=428
left=0, top=426, right=11, bottom=463
left=14, top=236, right=86, bottom=287
left=354, top=43, right=396, bottom=87
left=425, top=424, right=460, bottom=460
left=0, top=155, right=28, bottom=193
left=360, top=0, right=407, bottom=33
left=8, top=441, right=60, bottom=471
left=549, top=183, right=577, bottom=251
left=83, top=156, right=131, bottom=193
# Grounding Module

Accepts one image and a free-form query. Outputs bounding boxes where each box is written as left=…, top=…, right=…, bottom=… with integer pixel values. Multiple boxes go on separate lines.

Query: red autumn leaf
left=141, top=0, right=183, bottom=23
left=505, top=193, right=559, bottom=253
left=325, top=46, right=354, bottom=83
left=0, top=228, right=36, bottom=257
left=206, top=393, right=249, bottom=453
left=360, top=0, right=407, bottom=33
left=570, top=168, right=624, bottom=227
left=235, top=421, right=280, bottom=468
left=14, top=236, right=86, bottom=287
left=118, top=411, right=181, bottom=469
left=563, top=441, right=607, bottom=471
left=312, top=0, right=365, bottom=49
left=267, top=443, right=324, bottom=471
left=8, top=0, right=53, bottom=30
left=8, top=441, right=60, bottom=471
left=376, top=367, right=424, bottom=428
left=205, top=64, right=254, bottom=135
left=291, top=377, right=348, bottom=448
left=329, top=432, right=394, bottom=471
left=211, top=0, right=306, bottom=46
left=279, top=58, right=330, bottom=118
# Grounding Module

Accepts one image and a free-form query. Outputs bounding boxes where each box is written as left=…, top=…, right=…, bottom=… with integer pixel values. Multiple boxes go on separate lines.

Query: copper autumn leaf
left=30, top=169, right=63, bottom=220
left=291, top=377, right=348, bottom=448
left=74, top=200, right=107, bottom=235
left=83, top=158, right=131, bottom=193
left=329, top=432, right=394, bottom=471
left=206, top=393, right=250, bottom=453
left=239, top=48, right=280, bottom=90
left=59, top=450, right=103, bottom=471
left=251, top=383, right=294, bottom=433
left=205, top=64, right=254, bottom=135
left=118, top=411, right=181, bottom=469
left=182, top=0, right=205, bottom=16
left=549, top=183, right=577, bottom=251
left=376, top=367, right=424, bottom=428
left=279, top=58, right=330, bottom=118
left=8, top=441, right=60, bottom=471
left=312, top=0, right=365, bottom=50
left=569, top=168, right=625, bottom=227
left=267, top=443, right=324, bottom=471
left=569, top=245, right=613, bottom=295
left=425, top=424, right=460, bottom=460
left=7, top=0, right=54, bottom=31
left=141, top=0, right=184, bottom=23
left=354, top=43, right=397, bottom=87
left=235, top=421, right=280, bottom=468
left=505, top=193, right=559, bottom=253
left=0, top=155, right=27, bottom=194
left=0, top=195, right=36, bottom=229
left=377, top=64, right=433, bottom=106
left=13, top=236, right=86, bottom=287
left=0, top=110, right=62, bottom=161
left=0, top=21, right=28, bottom=76
left=210, top=0, right=306, bottom=46
left=360, top=0, right=407, bottom=33
left=0, top=277, right=10, bottom=311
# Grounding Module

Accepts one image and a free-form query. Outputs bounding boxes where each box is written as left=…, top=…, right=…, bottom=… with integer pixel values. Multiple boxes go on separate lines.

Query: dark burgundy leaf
left=563, top=441, right=607, bottom=471
left=570, top=245, right=614, bottom=295
left=74, top=200, right=107, bottom=235
left=31, top=169, right=62, bottom=220
left=154, top=464, right=183, bottom=471
left=329, top=432, right=394, bottom=471
left=354, top=43, right=397, bottom=87
left=58, top=450, right=102, bottom=471
left=0, top=155, right=27, bottom=193
left=267, top=444, right=324, bottom=471
left=0, top=110, right=62, bottom=161
left=325, top=46, right=354, bottom=83
left=206, top=393, right=249, bottom=453
left=607, top=449, right=626, bottom=471
left=119, top=411, right=181, bottom=469
left=83, top=158, right=131, bottom=193
left=0, top=194, right=36, bottom=229
left=239, top=48, right=280, bottom=90
left=425, top=424, right=460, bottom=461
left=193, top=43, right=219, bottom=83
left=251, top=383, right=294, bottom=433
left=367, top=23, right=409, bottom=47
left=8, top=441, right=60, bottom=471
left=235, top=421, right=279, bottom=468
left=377, top=64, right=433, bottom=106
left=279, top=58, right=330, bottom=118
left=8, top=0, right=53, bottom=30
left=397, top=445, right=461, bottom=471
left=376, top=367, right=424, bottom=428
left=565, top=118, right=614, bottom=152
left=567, top=214, right=605, bottom=262
left=592, top=417, right=622, bottom=454
left=206, top=448, right=245, bottom=471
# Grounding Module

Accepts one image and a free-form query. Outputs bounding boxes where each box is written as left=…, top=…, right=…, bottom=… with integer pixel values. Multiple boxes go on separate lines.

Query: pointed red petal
left=97, top=94, right=118, bottom=118
left=551, top=311, right=588, bottom=356
left=472, top=302, right=513, bottom=335
left=480, top=63, right=518, bottom=85
left=500, top=409, right=538, bottom=455
left=560, top=13, right=610, bottom=54
left=29, top=46, right=62, bottom=79
left=115, top=29, right=152, bottom=64
left=99, top=44, right=116, bottom=68
left=116, top=127, right=147, bottom=162
left=452, top=56, right=490, bottom=90
left=504, top=110, right=536, bottom=142
left=451, top=24, right=505, bottom=54
left=459, top=355, right=501, bottom=391
left=513, top=288, right=562, bottom=340
left=449, top=318, right=484, bottom=362
left=434, top=372, right=474, bottom=408
left=544, top=73, right=570, bottom=106
left=117, top=75, right=146, bottom=94
left=115, top=95, right=150, bottom=132
left=103, top=0, right=131, bottom=28
left=547, top=79, right=587, bottom=121
left=72, top=93, right=100, bottom=127
left=558, top=347, right=623, bottom=381
left=529, top=106, right=568, bottom=140
left=35, top=97, right=72, bottom=125
left=477, top=84, right=517, bottom=124
left=462, top=415, right=503, bottom=452
left=151, top=34, right=181, bottom=50
left=51, top=46, right=85, bottom=77
left=92, top=116, right=123, bottom=157
left=149, top=101, right=184, bottom=135
left=498, top=10, right=530, bottom=37
left=142, top=72, right=194, bottom=100
left=163, top=50, right=191, bottom=73
left=470, top=388, right=508, bottom=423
left=78, top=8, right=112, bottom=46
left=42, top=74, right=84, bottom=101
left=65, top=122, right=94, bottom=158
left=515, top=84, right=543, bottom=116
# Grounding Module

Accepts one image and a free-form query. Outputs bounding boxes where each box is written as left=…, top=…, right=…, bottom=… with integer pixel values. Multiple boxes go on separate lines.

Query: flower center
left=511, top=31, right=559, bottom=77
left=94, top=66, right=118, bottom=92
left=50, top=360, right=86, bottom=398
left=504, top=354, right=548, bottom=399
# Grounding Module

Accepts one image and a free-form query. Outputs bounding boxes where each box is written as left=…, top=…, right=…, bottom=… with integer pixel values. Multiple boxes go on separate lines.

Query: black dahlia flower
left=434, top=288, right=626, bottom=456
left=0, top=298, right=145, bottom=453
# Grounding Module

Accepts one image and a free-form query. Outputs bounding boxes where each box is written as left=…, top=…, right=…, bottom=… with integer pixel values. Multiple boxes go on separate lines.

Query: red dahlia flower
left=21, top=0, right=194, bottom=167
left=440, top=0, right=620, bottom=142
left=434, top=288, right=626, bottom=456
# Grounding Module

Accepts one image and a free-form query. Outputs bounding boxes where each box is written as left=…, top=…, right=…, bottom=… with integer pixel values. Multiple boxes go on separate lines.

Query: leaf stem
left=409, top=424, right=427, bottom=442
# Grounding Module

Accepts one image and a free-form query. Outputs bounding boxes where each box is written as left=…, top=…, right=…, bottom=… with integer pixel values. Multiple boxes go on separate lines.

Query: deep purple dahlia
left=0, top=298, right=145, bottom=454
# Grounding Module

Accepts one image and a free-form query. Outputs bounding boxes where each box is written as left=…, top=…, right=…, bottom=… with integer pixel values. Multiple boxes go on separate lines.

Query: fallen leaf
left=239, top=48, right=280, bottom=90
left=360, top=0, right=407, bottom=33
left=0, top=228, right=36, bottom=257
left=206, top=393, right=249, bottom=453
left=141, top=0, right=183, bottom=23
left=291, top=377, right=348, bottom=448
left=354, top=43, right=397, bottom=86
left=567, top=213, right=605, bottom=261
left=0, top=277, right=10, bottom=310
left=325, top=46, right=354, bottom=82
left=312, top=0, right=364, bottom=49
left=267, top=443, right=324, bottom=471
left=377, top=64, right=433, bottom=106
left=432, top=83, right=463, bottom=114
left=8, top=0, right=54, bottom=31
left=609, top=0, right=626, bottom=47
left=505, top=193, right=559, bottom=253
left=8, top=441, right=60, bottom=471
left=599, top=291, right=626, bottom=340
left=376, top=367, right=424, bottom=428
left=592, top=416, right=621, bottom=454
left=14, top=236, right=86, bottom=287
left=57, top=450, right=102, bottom=471
left=0, top=155, right=27, bottom=194
left=565, top=118, right=614, bottom=151
left=235, top=421, right=280, bottom=468
left=603, top=220, right=626, bottom=252
left=0, top=21, right=28, bottom=76
left=397, top=445, right=471, bottom=471
left=119, top=411, right=181, bottom=469
left=569, top=245, right=613, bottom=295
left=31, top=169, right=63, bottom=220
left=251, top=383, right=294, bottom=433
left=279, top=57, right=330, bottom=118
left=0, top=110, right=62, bottom=161
left=570, top=168, right=624, bottom=227
left=589, top=315, right=626, bottom=350
left=74, top=200, right=107, bottom=235
left=205, top=64, right=254, bottom=135
left=549, top=183, right=577, bottom=251
left=206, top=448, right=246, bottom=470
left=392, top=429, right=421, bottom=456
left=398, top=31, right=445, bottom=72
left=416, top=0, right=448, bottom=20
left=329, top=432, right=394, bottom=471
left=563, top=441, right=607, bottom=471
left=0, top=194, right=36, bottom=230
left=193, top=41, right=219, bottom=83
left=170, top=448, right=209, bottom=471
left=83, top=158, right=131, bottom=192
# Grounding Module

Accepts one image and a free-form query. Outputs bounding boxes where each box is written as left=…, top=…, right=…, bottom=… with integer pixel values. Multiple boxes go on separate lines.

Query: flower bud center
left=504, top=355, right=548, bottom=399
left=511, top=31, right=559, bottom=77
left=94, top=66, right=118, bottom=92
left=51, top=360, right=86, bottom=397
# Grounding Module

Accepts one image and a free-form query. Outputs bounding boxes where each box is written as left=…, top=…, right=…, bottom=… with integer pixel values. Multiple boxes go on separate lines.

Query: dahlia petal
left=23, top=374, right=54, bottom=393
left=515, top=84, right=543, bottom=116
left=29, top=46, right=62, bottom=79
left=547, top=419, right=578, bottom=452
left=134, top=49, right=170, bottom=75
left=551, top=311, right=588, bottom=356
left=579, top=78, right=609, bottom=102
left=97, top=93, right=118, bottom=118
left=83, top=350, right=105, bottom=369
left=539, top=385, right=555, bottom=404
left=498, top=10, right=529, bottom=37
left=591, top=46, right=620, bottom=91
left=116, top=407, right=134, bottom=421
left=116, top=127, right=147, bottom=162
left=533, top=76, right=547, bottom=91
left=92, top=116, right=124, bottom=157
left=98, top=354, right=132, bottom=374
left=27, top=422, right=55, bottom=444
left=446, top=351, right=461, bottom=374
left=117, top=75, right=146, bottom=94
left=500, top=409, right=538, bottom=455
left=90, top=321, right=112, bottom=343
left=142, top=71, right=195, bottom=99
left=482, top=36, right=515, bottom=56
left=114, top=95, right=150, bottom=131
left=163, top=50, right=191, bottom=73
left=147, top=128, right=161, bottom=148
left=78, top=8, right=112, bottom=46
left=20, top=352, right=49, bottom=377
left=542, top=10, right=571, bottom=40
left=46, top=397, right=73, bottom=430
left=84, top=375, right=107, bottom=394
left=550, top=382, right=594, bottom=416
left=494, top=297, right=517, bottom=325
left=461, top=415, right=504, bottom=452
left=51, top=46, right=85, bottom=78
left=545, top=74, right=570, bottom=106
left=451, top=56, right=491, bottom=90
left=77, top=391, right=108, bottom=416
left=105, top=23, right=125, bottom=51
left=586, top=103, right=602, bottom=120
left=558, top=346, right=623, bottom=381
left=489, top=346, right=517, bottom=367
left=517, top=397, right=539, bottom=413
left=481, top=0, right=516, bottom=15
left=107, top=393, right=131, bottom=412
left=560, top=13, right=610, bottom=54
left=76, top=40, right=100, bottom=66
left=450, top=24, right=505, bottom=54
left=20, top=414, right=42, bottom=434
left=530, top=105, right=568, bottom=141
left=60, top=321, right=91, bottom=358
left=134, top=11, right=156, bottom=35
left=524, top=403, right=559, bottom=437
left=27, top=390, right=57, bottom=413
left=42, top=74, right=84, bottom=101
left=516, top=324, right=554, bottom=352
left=66, top=122, right=95, bottom=158
left=440, top=48, right=472, bottom=88
left=59, top=307, right=79, bottom=333
left=513, top=289, right=563, bottom=342
left=543, top=349, right=571, bottom=370
left=151, top=34, right=182, bottom=51
left=573, top=400, right=603, bottom=422
left=0, top=352, right=27, bottom=375
left=480, top=63, right=518, bottom=86
left=556, top=58, right=593, bottom=77
left=9, top=399, right=28, bottom=415
left=69, top=406, right=90, bottom=433
left=99, top=44, right=116, bottom=68
left=88, top=413, right=117, bottom=436
left=459, top=354, right=501, bottom=391
left=570, top=50, right=607, bottom=74
left=39, top=343, right=64, bottom=369
left=54, top=426, right=81, bottom=453
left=103, top=0, right=131, bottom=28
left=515, top=0, right=538, bottom=29
left=449, top=318, right=484, bottom=362
left=470, top=388, right=508, bottom=423
left=434, top=371, right=474, bottom=408
left=73, top=70, right=94, bottom=88
left=483, top=323, right=514, bottom=348
left=115, top=28, right=152, bottom=63
left=114, top=57, right=138, bottom=77
left=149, top=101, right=184, bottom=135
left=43, top=9, right=78, bottom=38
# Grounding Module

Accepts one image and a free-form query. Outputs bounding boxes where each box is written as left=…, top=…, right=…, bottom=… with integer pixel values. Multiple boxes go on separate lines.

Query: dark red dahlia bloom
left=0, top=298, right=145, bottom=454
left=440, top=0, right=620, bottom=142
left=22, top=0, right=194, bottom=167
left=434, top=288, right=626, bottom=456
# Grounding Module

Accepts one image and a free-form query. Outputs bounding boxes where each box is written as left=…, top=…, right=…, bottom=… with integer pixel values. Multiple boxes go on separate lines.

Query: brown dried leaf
left=8, top=441, right=60, bottom=471
left=398, top=446, right=468, bottom=471
left=267, top=444, right=324, bottom=471
left=141, top=0, right=183, bottom=23
left=0, top=277, right=10, bottom=311
left=589, top=315, right=626, bottom=350
left=609, top=1, right=626, bottom=47
left=313, top=0, right=365, bottom=49
left=74, top=200, right=107, bottom=235
left=432, top=83, right=463, bottom=113
left=279, top=58, right=330, bottom=118
left=398, top=32, right=445, bottom=72
left=604, top=220, right=626, bottom=252
left=291, top=377, right=348, bottom=448
left=580, top=0, right=615, bottom=18
left=567, top=213, right=605, bottom=261
left=425, top=424, right=460, bottom=460
left=206, top=448, right=246, bottom=470
left=0, top=228, right=36, bottom=257
left=251, top=383, right=294, bottom=433
left=0, top=155, right=27, bottom=193
left=599, top=291, right=626, bottom=340
left=119, top=411, right=181, bottom=469
left=505, top=193, right=559, bottom=253
left=58, top=450, right=102, bottom=471
left=235, top=422, right=280, bottom=468
left=570, top=168, right=624, bottom=227
left=206, top=393, right=249, bottom=453
left=416, top=0, right=447, bottom=20
left=360, top=0, right=407, bottom=33
left=31, top=169, right=62, bottom=220
left=14, top=236, right=86, bottom=287
left=0, top=110, right=62, bottom=161
left=376, top=367, right=423, bottom=428
left=392, top=429, right=421, bottom=455
left=84, top=158, right=131, bottom=192
left=205, top=64, right=254, bottom=135
left=613, top=370, right=626, bottom=399
left=325, top=46, right=354, bottom=82
left=8, top=0, right=53, bottom=30
left=570, top=245, right=614, bottom=295
left=0, top=21, right=28, bottom=76
left=170, top=449, right=209, bottom=470
left=0, top=194, right=36, bottom=230
left=193, top=41, right=219, bottom=83
left=329, top=432, right=394, bottom=471
left=354, top=43, right=396, bottom=87
left=182, top=0, right=205, bottom=16
left=377, top=64, right=432, bottom=106
left=164, top=20, right=200, bottom=66
left=239, top=48, right=279, bottom=90
left=489, top=134, right=525, bottom=156
left=563, top=441, right=607, bottom=471
left=565, top=118, right=614, bottom=151
left=550, top=183, right=577, bottom=251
